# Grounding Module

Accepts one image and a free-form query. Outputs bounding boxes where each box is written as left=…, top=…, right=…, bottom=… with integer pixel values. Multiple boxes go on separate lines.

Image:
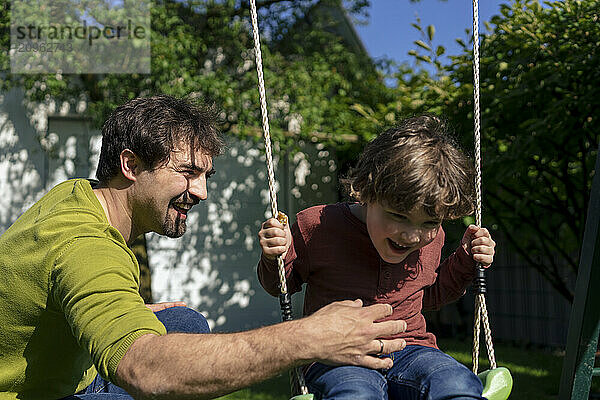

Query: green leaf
left=463, top=216, right=475, bottom=226
left=414, top=40, right=431, bottom=51
left=411, top=22, right=423, bottom=33
left=427, top=25, right=436, bottom=41
left=436, top=46, right=445, bottom=57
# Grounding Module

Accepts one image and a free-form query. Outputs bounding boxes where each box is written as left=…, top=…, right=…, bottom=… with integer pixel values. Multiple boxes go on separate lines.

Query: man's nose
left=188, top=176, right=208, bottom=201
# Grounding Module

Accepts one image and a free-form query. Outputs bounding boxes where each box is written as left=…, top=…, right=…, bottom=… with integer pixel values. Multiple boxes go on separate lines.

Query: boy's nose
left=400, top=230, right=421, bottom=244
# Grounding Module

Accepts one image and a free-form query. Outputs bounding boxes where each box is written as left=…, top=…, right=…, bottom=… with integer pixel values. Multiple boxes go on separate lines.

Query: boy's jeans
left=305, top=345, right=485, bottom=400
left=61, top=306, right=210, bottom=400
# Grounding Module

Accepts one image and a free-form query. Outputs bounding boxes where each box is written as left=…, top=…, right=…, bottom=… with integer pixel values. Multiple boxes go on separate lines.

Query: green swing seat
left=478, top=367, right=513, bottom=400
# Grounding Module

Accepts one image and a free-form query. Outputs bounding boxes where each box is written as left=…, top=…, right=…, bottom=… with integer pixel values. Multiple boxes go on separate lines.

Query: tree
left=0, top=0, right=389, bottom=144
left=444, top=0, right=600, bottom=301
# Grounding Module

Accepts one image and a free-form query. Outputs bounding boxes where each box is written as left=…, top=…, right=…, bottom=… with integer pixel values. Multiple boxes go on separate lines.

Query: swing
left=470, top=0, right=513, bottom=398
left=248, top=0, right=512, bottom=399
left=248, top=2, right=313, bottom=398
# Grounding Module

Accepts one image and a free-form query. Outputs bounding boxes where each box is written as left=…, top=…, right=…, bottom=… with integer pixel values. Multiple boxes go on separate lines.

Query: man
left=0, top=95, right=407, bottom=399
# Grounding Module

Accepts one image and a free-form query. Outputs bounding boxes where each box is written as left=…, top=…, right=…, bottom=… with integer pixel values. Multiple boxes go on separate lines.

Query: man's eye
left=179, top=170, right=198, bottom=178
left=206, top=169, right=216, bottom=179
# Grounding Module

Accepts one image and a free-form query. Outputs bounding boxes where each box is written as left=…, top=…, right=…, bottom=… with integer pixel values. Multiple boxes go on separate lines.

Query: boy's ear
left=119, top=149, right=141, bottom=182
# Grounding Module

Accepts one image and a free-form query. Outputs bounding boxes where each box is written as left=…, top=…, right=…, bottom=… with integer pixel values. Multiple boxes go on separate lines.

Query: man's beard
left=163, top=210, right=187, bottom=238
left=162, top=192, right=198, bottom=238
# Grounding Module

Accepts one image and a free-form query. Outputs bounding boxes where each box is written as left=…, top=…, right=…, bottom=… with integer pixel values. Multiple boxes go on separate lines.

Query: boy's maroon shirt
left=257, top=203, right=476, bottom=349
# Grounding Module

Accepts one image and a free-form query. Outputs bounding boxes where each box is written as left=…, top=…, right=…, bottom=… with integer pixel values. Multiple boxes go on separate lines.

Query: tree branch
left=495, top=181, right=564, bottom=217
left=487, top=190, right=579, bottom=273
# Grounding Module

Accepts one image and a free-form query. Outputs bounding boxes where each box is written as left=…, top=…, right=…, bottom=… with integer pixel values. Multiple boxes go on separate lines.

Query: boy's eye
left=388, top=212, right=407, bottom=220
left=206, top=169, right=216, bottom=179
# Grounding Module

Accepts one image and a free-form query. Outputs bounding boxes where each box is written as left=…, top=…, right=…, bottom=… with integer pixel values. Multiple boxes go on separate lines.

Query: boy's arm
left=257, top=220, right=308, bottom=296
left=423, top=225, right=495, bottom=310
left=257, top=253, right=298, bottom=296
left=422, top=244, right=476, bottom=310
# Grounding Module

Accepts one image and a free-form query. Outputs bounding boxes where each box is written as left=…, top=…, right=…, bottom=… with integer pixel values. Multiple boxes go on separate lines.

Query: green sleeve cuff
left=106, top=328, right=166, bottom=384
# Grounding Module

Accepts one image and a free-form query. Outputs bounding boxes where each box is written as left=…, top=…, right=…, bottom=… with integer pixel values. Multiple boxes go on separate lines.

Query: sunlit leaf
left=427, top=24, right=435, bottom=41
left=414, top=40, right=431, bottom=51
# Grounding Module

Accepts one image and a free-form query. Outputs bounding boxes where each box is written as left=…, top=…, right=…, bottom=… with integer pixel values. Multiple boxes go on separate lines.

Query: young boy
left=257, top=115, right=495, bottom=400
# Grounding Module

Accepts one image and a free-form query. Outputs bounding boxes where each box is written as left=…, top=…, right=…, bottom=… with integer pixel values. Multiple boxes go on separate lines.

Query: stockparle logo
left=10, top=0, right=151, bottom=74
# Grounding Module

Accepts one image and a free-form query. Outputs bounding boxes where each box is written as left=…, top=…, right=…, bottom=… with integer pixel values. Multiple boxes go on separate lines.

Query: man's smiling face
left=133, top=142, right=214, bottom=238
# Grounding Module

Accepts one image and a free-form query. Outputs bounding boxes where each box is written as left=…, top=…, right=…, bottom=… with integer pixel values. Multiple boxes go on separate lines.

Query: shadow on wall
left=0, top=89, right=47, bottom=228
left=147, top=136, right=339, bottom=332
left=0, top=89, right=100, bottom=232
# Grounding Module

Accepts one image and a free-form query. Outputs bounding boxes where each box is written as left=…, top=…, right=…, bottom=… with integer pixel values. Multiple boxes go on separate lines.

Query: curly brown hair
left=342, top=115, right=474, bottom=220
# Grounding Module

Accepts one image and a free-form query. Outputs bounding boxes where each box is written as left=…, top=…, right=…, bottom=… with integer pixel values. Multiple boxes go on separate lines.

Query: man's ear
left=119, top=149, right=141, bottom=182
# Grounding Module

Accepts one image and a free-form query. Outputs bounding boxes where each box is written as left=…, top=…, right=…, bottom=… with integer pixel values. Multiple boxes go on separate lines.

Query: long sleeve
left=52, top=236, right=166, bottom=383
left=422, top=243, right=476, bottom=311
left=257, top=220, right=310, bottom=297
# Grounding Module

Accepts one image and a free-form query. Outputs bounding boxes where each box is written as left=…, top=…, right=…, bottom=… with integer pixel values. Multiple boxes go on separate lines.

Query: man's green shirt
left=0, top=179, right=166, bottom=399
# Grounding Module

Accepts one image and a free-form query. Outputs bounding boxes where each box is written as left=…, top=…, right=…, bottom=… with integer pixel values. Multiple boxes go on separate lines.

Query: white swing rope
left=248, top=0, right=310, bottom=395
left=472, top=0, right=497, bottom=374
left=248, top=0, right=288, bottom=296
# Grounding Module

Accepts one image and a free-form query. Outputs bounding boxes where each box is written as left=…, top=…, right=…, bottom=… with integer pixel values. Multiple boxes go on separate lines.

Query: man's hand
left=461, top=225, right=496, bottom=267
left=302, top=299, right=407, bottom=370
left=258, top=217, right=292, bottom=260
left=145, top=301, right=187, bottom=312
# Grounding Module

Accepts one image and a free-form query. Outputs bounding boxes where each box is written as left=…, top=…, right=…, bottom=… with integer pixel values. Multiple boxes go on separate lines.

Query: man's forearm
left=116, top=319, right=313, bottom=399
left=116, top=300, right=408, bottom=399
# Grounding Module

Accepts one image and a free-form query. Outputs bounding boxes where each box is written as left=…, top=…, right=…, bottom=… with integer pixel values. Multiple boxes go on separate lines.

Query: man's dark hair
left=342, top=114, right=475, bottom=220
left=96, top=95, right=224, bottom=183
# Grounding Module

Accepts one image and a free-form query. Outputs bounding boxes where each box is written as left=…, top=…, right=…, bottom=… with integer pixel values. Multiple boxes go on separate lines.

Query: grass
left=216, top=338, right=600, bottom=399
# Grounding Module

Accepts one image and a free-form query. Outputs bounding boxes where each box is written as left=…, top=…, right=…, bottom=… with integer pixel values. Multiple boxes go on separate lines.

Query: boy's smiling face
left=362, top=202, right=441, bottom=264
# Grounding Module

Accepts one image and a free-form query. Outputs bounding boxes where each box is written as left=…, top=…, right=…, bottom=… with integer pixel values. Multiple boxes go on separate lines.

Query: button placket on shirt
left=377, top=259, right=393, bottom=298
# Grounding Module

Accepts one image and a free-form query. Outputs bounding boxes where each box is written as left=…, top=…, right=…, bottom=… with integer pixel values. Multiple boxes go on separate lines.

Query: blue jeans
left=305, top=345, right=485, bottom=400
left=61, top=306, right=210, bottom=400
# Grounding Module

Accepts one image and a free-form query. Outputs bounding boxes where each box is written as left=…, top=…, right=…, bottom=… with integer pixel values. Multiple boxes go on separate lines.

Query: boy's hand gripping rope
left=471, top=0, right=497, bottom=374
left=248, top=0, right=310, bottom=395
